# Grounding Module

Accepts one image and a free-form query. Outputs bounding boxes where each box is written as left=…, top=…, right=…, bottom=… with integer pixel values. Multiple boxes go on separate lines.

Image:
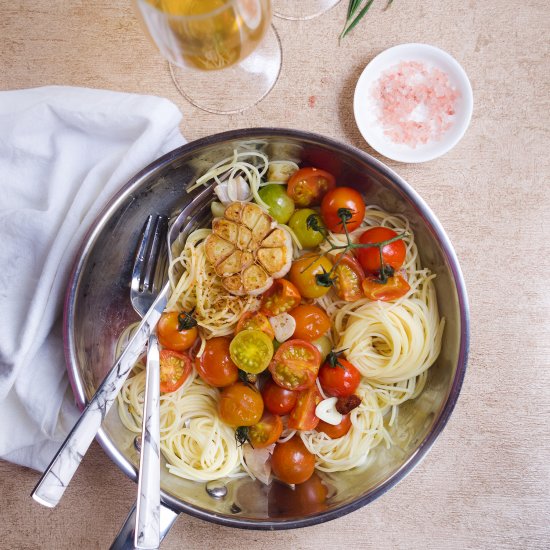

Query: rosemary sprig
left=340, top=0, right=375, bottom=40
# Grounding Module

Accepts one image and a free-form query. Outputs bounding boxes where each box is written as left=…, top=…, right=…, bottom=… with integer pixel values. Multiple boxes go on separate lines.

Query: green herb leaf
left=341, top=0, right=375, bottom=39
left=384, top=0, right=394, bottom=10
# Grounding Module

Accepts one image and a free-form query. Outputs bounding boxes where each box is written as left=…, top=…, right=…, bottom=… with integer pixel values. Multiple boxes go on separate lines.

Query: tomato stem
left=303, top=212, right=407, bottom=288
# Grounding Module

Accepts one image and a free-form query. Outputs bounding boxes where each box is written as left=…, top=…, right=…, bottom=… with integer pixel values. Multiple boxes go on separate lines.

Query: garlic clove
left=269, top=313, right=296, bottom=343
left=227, top=175, right=252, bottom=202
left=211, top=201, right=226, bottom=218
left=214, top=183, right=231, bottom=204
left=315, top=397, right=343, bottom=426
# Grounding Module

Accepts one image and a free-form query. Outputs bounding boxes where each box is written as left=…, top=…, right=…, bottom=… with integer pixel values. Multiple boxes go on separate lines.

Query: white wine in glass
left=135, top=0, right=281, bottom=113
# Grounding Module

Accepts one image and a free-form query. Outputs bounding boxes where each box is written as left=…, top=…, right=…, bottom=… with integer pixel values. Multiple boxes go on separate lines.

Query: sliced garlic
left=269, top=312, right=296, bottom=343
left=211, top=201, right=226, bottom=218
left=315, top=397, right=343, bottom=426
left=214, top=183, right=231, bottom=204
left=267, top=161, right=299, bottom=183
left=227, top=175, right=252, bottom=202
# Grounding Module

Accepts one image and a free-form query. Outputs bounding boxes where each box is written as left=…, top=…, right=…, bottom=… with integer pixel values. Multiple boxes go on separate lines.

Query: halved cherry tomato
left=157, top=311, right=198, bottom=352
left=320, top=187, right=366, bottom=233
left=268, top=472, right=328, bottom=517
left=355, top=227, right=406, bottom=273
left=230, top=329, right=274, bottom=374
left=332, top=254, right=365, bottom=302
left=289, top=254, right=333, bottom=299
left=236, top=311, right=275, bottom=340
left=218, top=382, right=264, bottom=427
left=316, top=415, right=352, bottom=439
left=195, top=336, right=238, bottom=387
left=362, top=274, right=410, bottom=302
left=261, top=378, right=298, bottom=415
left=269, top=339, right=321, bottom=391
left=260, top=279, right=301, bottom=317
left=287, top=167, right=336, bottom=207
left=290, top=305, right=331, bottom=341
left=248, top=412, right=283, bottom=448
left=271, top=435, right=316, bottom=485
left=318, top=357, right=361, bottom=397
left=159, top=350, right=192, bottom=393
left=288, top=384, right=322, bottom=431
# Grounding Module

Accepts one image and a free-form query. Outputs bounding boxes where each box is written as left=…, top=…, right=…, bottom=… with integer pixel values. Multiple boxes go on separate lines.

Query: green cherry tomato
left=258, top=184, right=295, bottom=224
left=288, top=208, right=325, bottom=249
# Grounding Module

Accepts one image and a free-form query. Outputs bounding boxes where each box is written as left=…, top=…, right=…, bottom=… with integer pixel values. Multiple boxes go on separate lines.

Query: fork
left=131, top=215, right=168, bottom=550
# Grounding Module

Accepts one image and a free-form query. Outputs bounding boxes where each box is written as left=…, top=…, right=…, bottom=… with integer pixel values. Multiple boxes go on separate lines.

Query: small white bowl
left=354, top=43, right=473, bottom=163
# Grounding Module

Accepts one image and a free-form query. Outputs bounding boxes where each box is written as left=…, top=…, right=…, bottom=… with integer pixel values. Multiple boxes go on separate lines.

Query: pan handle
left=110, top=502, right=178, bottom=550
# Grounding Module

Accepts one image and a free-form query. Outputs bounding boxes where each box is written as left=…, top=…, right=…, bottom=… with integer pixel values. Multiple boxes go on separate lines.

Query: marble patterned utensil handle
left=135, top=331, right=161, bottom=550
left=31, top=285, right=169, bottom=508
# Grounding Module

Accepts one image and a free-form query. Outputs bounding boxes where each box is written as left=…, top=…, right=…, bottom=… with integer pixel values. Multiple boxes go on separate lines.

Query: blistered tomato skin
left=271, top=435, right=316, bottom=485
left=218, top=382, right=264, bottom=427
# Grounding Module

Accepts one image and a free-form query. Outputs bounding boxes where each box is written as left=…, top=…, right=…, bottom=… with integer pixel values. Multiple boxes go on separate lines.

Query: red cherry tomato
left=236, top=311, right=275, bottom=340
left=332, top=253, right=365, bottom=302
left=316, top=415, right=352, bottom=439
left=320, top=187, right=366, bottom=233
left=260, top=279, right=301, bottom=317
left=355, top=227, right=406, bottom=274
left=318, top=358, right=361, bottom=397
left=195, top=337, right=239, bottom=387
left=290, top=305, right=331, bottom=341
left=362, top=274, right=410, bottom=302
left=159, top=350, right=192, bottom=393
left=248, top=412, right=283, bottom=448
left=269, top=339, right=321, bottom=391
left=287, top=167, right=336, bottom=207
left=218, top=382, right=264, bottom=427
left=271, top=435, right=316, bottom=485
left=288, top=385, right=322, bottom=431
left=157, top=311, right=198, bottom=351
left=261, top=378, right=298, bottom=415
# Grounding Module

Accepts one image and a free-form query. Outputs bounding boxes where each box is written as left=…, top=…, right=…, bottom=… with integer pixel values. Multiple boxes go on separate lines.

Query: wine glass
left=272, top=0, right=341, bottom=20
left=134, top=0, right=282, bottom=114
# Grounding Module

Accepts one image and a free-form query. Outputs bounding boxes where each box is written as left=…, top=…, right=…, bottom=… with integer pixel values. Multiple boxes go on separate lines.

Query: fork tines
left=132, top=214, right=169, bottom=294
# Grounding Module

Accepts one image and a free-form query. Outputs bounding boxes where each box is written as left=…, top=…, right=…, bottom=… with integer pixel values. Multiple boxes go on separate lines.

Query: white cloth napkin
left=0, top=86, right=185, bottom=471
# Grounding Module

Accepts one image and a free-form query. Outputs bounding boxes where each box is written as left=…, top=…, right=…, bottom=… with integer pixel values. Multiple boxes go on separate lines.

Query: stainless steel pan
left=63, top=128, right=469, bottom=539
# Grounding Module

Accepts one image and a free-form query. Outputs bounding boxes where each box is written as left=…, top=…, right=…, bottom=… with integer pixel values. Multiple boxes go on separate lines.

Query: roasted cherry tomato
left=218, top=382, right=264, bottom=427
left=289, top=254, right=333, bottom=299
left=159, top=350, right=192, bottom=393
left=248, top=412, right=283, bottom=448
left=271, top=435, right=316, bottom=485
left=260, top=279, right=301, bottom=317
left=362, top=274, right=410, bottom=302
left=320, top=187, right=366, bottom=233
left=268, top=472, right=328, bottom=517
left=195, top=336, right=238, bottom=387
left=236, top=311, right=275, bottom=340
left=355, top=227, right=406, bottom=273
left=269, top=339, right=321, bottom=391
left=316, top=415, right=352, bottom=439
left=288, top=384, right=322, bottom=431
left=157, top=311, right=198, bottom=352
left=287, top=167, right=336, bottom=207
left=318, top=357, right=361, bottom=397
left=230, top=329, right=274, bottom=374
left=290, top=305, right=331, bottom=341
left=288, top=208, right=325, bottom=249
left=261, top=378, right=298, bottom=415
left=332, top=254, right=365, bottom=302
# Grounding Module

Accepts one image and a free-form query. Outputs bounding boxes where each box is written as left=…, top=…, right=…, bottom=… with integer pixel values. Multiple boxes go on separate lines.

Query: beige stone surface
left=1, top=1, right=549, bottom=548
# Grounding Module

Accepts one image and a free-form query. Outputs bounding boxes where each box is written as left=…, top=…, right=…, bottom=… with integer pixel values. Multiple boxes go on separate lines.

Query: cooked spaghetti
left=117, top=150, right=444, bottom=484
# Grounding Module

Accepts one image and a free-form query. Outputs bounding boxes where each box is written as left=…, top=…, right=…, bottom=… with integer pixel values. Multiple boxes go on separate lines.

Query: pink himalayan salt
left=372, top=61, right=460, bottom=148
